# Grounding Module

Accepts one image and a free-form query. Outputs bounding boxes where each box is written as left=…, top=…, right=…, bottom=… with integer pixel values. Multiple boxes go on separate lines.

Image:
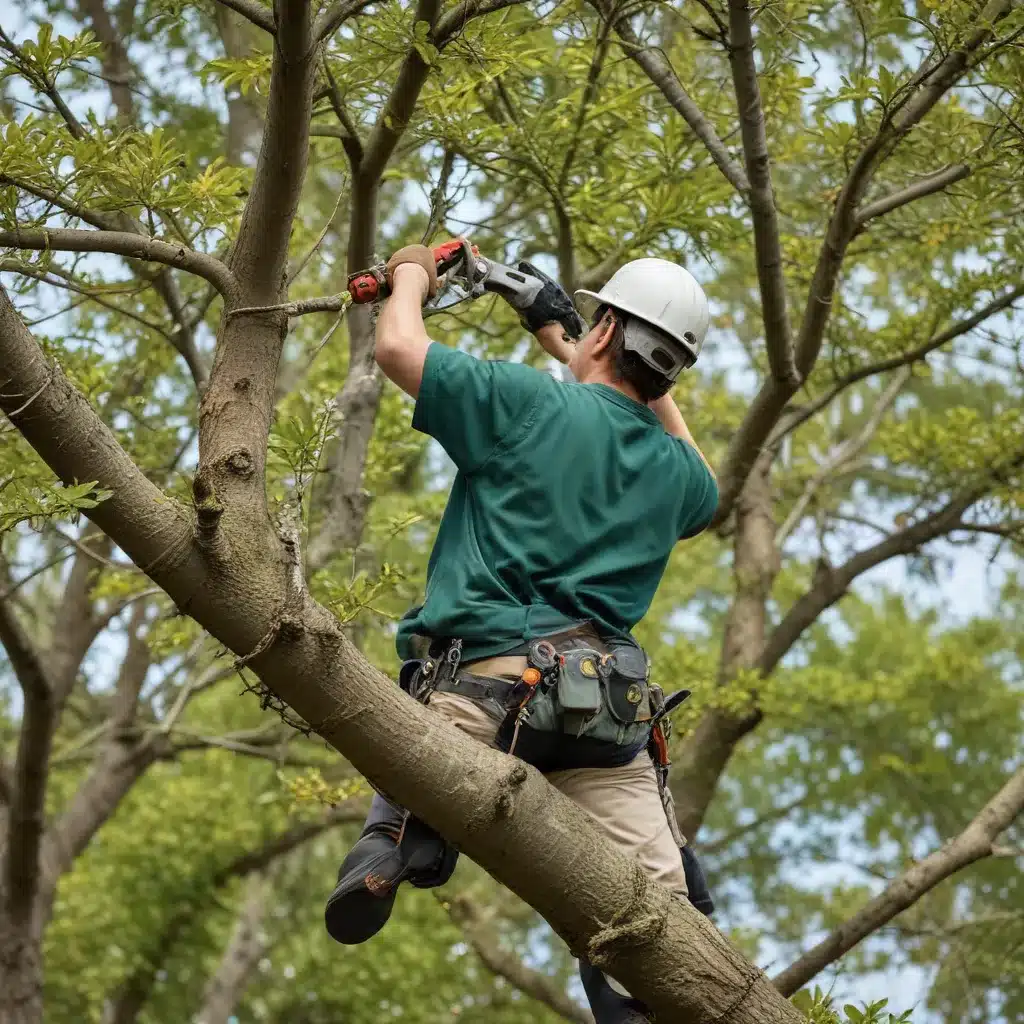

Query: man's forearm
left=650, top=393, right=715, bottom=476
left=374, top=264, right=433, bottom=398
left=376, top=271, right=430, bottom=350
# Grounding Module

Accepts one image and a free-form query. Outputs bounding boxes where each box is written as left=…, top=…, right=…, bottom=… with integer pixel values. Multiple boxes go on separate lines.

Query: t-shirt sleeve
left=412, top=343, right=545, bottom=473
left=675, top=440, right=719, bottom=539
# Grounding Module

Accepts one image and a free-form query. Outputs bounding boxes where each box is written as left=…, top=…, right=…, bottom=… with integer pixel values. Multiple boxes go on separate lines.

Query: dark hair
left=593, top=305, right=674, bottom=403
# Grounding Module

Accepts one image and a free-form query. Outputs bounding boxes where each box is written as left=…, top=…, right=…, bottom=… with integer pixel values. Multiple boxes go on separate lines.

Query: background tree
left=1, top=1, right=1023, bottom=1022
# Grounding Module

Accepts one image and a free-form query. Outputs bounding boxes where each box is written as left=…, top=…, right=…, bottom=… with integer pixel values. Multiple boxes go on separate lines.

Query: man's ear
left=592, top=313, right=616, bottom=355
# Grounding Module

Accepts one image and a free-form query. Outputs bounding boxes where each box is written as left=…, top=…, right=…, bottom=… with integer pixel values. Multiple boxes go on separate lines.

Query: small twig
left=287, top=183, right=348, bottom=286
left=421, top=147, right=457, bottom=245
left=226, top=293, right=351, bottom=319
left=4, top=372, right=53, bottom=418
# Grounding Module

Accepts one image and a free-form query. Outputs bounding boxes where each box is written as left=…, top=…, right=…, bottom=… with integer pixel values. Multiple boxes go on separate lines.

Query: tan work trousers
left=429, top=690, right=688, bottom=897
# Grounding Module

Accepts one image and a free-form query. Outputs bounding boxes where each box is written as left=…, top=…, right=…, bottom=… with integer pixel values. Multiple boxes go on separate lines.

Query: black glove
left=514, top=261, right=586, bottom=340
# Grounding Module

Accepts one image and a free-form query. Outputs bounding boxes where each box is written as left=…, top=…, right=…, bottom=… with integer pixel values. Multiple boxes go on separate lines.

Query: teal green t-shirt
left=396, top=343, right=718, bottom=662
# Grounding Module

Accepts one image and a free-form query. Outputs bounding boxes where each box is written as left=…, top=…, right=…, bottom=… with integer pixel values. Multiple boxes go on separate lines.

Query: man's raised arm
left=374, top=247, right=438, bottom=399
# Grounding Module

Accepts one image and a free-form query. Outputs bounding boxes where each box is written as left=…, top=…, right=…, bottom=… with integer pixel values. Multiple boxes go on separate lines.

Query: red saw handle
left=348, top=239, right=476, bottom=304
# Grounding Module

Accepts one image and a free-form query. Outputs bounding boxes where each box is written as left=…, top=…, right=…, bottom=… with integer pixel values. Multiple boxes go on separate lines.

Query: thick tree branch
left=595, top=0, right=749, bottom=194
left=1, top=285, right=804, bottom=1023
left=0, top=228, right=237, bottom=298
left=773, top=766, right=1024, bottom=996
left=854, top=163, right=972, bottom=229
left=0, top=596, right=55, bottom=924
left=726, top=0, right=798, bottom=388
left=444, top=893, right=595, bottom=1024
left=228, top=0, right=314, bottom=298
left=212, top=0, right=275, bottom=34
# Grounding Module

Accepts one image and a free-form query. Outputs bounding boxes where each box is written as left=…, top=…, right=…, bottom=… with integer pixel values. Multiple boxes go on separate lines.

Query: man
left=325, top=244, right=718, bottom=1023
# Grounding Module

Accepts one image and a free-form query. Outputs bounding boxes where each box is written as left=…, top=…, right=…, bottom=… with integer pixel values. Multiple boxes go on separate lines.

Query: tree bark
left=673, top=453, right=777, bottom=839
left=0, top=905, right=44, bottom=1024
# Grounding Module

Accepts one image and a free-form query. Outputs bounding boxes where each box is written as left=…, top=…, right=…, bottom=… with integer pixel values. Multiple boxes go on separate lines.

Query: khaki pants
left=429, top=690, right=688, bottom=897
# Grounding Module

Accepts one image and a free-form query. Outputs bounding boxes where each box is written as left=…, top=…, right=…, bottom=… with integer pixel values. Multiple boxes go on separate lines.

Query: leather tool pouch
left=601, top=646, right=651, bottom=728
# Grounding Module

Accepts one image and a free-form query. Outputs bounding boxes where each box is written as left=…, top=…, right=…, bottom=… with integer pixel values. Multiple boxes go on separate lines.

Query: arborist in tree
left=325, top=241, right=719, bottom=1024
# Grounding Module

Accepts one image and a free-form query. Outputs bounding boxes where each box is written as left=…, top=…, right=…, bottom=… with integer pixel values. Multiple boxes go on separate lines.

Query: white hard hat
left=574, top=258, right=710, bottom=377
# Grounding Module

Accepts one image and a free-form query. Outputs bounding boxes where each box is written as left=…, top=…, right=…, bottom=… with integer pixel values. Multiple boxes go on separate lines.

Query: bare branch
left=320, top=56, right=365, bottom=171
left=314, top=0, right=374, bottom=43
left=773, top=766, right=1024, bottom=996
left=593, top=0, right=748, bottom=194
left=0, top=594, right=55, bottom=923
left=771, top=284, right=1024, bottom=447
left=558, top=18, right=611, bottom=194
left=226, top=293, right=350, bottom=319
left=854, top=163, right=972, bottom=229
left=776, top=367, right=910, bottom=545
left=422, top=147, right=457, bottom=245
left=443, top=893, right=595, bottom=1024
left=0, top=227, right=237, bottom=297
left=212, top=0, right=275, bottom=34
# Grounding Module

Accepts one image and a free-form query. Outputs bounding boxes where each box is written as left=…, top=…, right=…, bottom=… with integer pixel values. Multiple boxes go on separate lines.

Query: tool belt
left=400, top=626, right=690, bottom=775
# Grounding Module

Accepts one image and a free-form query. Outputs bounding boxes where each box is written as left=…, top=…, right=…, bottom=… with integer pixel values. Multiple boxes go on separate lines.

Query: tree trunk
left=195, top=874, right=270, bottom=1024
left=0, top=902, right=45, bottom=1024
left=673, top=452, right=778, bottom=838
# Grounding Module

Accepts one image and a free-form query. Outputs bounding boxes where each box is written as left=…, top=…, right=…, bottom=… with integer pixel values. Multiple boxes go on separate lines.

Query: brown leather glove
left=385, top=245, right=438, bottom=298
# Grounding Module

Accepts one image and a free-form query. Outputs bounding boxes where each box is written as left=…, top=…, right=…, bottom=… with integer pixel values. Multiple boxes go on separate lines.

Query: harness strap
left=433, top=672, right=518, bottom=707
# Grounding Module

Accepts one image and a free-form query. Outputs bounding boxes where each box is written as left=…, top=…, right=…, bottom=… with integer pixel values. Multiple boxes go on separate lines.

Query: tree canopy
left=1, top=1, right=1023, bottom=1022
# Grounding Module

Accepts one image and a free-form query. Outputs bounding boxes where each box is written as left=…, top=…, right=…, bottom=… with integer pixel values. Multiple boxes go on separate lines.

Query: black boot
left=579, top=960, right=652, bottom=1023
left=325, top=794, right=458, bottom=945
left=681, top=844, right=715, bottom=916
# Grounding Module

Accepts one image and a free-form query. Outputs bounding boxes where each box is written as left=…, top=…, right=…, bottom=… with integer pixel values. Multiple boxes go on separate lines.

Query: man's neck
left=577, top=369, right=645, bottom=406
